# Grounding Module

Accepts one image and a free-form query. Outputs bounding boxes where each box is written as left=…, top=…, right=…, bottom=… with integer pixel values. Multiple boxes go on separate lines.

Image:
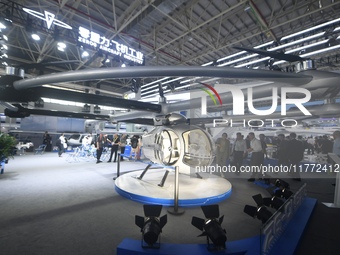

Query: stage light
left=274, top=187, right=293, bottom=199
left=266, top=179, right=293, bottom=200
left=263, top=196, right=284, bottom=210
left=244, top=194, right=273, bottom=224
left=135, top=204, right=167, bottom=249
left=191, top=204, right=227, bottom=251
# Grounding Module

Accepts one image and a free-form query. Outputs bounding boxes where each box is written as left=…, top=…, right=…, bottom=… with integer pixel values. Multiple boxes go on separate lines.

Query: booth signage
left=23, top=8, right=72, bottom=30
left=78, top=26, right=144, bottom=65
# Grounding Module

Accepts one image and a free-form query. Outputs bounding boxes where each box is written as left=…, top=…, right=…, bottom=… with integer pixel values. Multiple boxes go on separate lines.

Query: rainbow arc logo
left=199, top=82, right=223, bottom=106
left=199, top=82, right=223, bottom=116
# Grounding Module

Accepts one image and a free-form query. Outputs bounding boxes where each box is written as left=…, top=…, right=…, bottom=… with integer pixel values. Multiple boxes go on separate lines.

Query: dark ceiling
left=1, top=0, right=340, bottom=98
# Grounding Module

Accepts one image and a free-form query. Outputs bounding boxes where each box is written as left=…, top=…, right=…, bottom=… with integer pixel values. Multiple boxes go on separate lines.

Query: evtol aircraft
left=1, top=48, right=340, bottom=175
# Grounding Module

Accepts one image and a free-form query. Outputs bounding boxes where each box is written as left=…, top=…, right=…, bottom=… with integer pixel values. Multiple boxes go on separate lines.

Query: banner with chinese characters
left=78, top=26, right=144, bottom=65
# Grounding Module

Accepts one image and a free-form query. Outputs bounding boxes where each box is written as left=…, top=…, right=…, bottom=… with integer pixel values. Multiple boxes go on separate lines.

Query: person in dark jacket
left=277, top=134, right=289, bottom=166
left=287, top=132, right=304, bottom=181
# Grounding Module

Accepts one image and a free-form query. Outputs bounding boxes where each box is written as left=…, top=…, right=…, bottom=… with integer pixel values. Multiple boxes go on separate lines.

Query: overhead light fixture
left=217, top=51, right=246, bottom=63
left=281, top=17, right=340, bottom=41
left=201, top=61, right=213, bottom=66
left=31, top=32, right=40, bottom=41
left=235, top=56, right=271, bottom=68
left=0, top=34, right=8, bottom=43
left=244, top=194, right=274, bottom=224
left=81, top=50, right=89, bottom=58
left=0, top=14, right=12, bottom=30
left=141, top=77, right=169, bottom=88
left=244, top=5, right=251, bottom=12
left=218, top=53, right=258, bottom=67
left=285, top=39, right=330, bottom=54
left=0, top=43, right=8, bottom=53
left=57, top=42, right=67, bottom=52
left=135, top=204, right=167, bottom=249
left=300, top=44, right=340, bottom=58
left=191, top=204, right=227, bottom=251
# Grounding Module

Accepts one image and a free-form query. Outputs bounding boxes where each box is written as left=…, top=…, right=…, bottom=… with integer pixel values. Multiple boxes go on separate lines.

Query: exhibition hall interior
left=1, top=0, right=340, bottom=254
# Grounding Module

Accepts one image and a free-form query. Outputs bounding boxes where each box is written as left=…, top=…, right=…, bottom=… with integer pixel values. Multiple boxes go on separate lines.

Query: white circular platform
left=115, top=168, right=232, bottom=206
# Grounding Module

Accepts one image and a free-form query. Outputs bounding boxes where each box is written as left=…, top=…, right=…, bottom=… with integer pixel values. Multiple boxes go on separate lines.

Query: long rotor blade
left=13, top=66, right=313, bottom=90
left=5, top=105, right=110, bottom=120
left=36, top=87, right=161, bottom=113
left=233, top=46, right=305, bottom=62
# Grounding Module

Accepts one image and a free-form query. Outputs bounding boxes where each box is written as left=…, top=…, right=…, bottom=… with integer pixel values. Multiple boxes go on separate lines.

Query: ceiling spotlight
left=0, top=22, right=6, bottom=29
left=81, top=51, right=89, bottom=58
left=244, top=194, right=274, bottom=224
left=0, top=15, right=12, bottom=30
left=244, top=5, right=251, bottom=12
left=0, top=34, right=8, bottom=43
left=31, top=33, right=40, bottom=41
left=1, top=43, right=8, bottom=52
left=191, top=204, right=227, bottom=251
left=135, top=204, right=167, bottom=249
left=57, top=42, right=67, bottom=52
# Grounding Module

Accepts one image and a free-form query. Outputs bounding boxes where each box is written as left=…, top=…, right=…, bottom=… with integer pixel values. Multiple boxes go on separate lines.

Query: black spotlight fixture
left=34, top=98, right=44, bottom=108
left=191, top=204, right=227, bottom=251
left=135, top=204, right=167, bottom=249
left=82, top=104, right=91, bottom=113
left=131, top=78, right=141, bottom=93
left=93, top=105, right=101, bottom=114
left=244, top=194, right=273, bottom=224
left=272, top=179, right=293, bottom=199
left=263, top=195, right=285, bottom=210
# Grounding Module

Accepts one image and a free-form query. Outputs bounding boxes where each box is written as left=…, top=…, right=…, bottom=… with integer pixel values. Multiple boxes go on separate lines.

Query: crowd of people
left=95, top=134, right=141, bottom=164
left=214, top=130, right=340, bottom=183
left=50, top=132, right=142, bottom=163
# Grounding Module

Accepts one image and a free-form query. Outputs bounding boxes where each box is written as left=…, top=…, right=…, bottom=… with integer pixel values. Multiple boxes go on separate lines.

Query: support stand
left=167, top=166, right=185, bottom=215
left=113, top=151, right=121, bottom=180
left=158, top=170, right=169, bottom=187
left=322, top=153, right=340, bottom=208
left=137, top=164, right=152, bottom=180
